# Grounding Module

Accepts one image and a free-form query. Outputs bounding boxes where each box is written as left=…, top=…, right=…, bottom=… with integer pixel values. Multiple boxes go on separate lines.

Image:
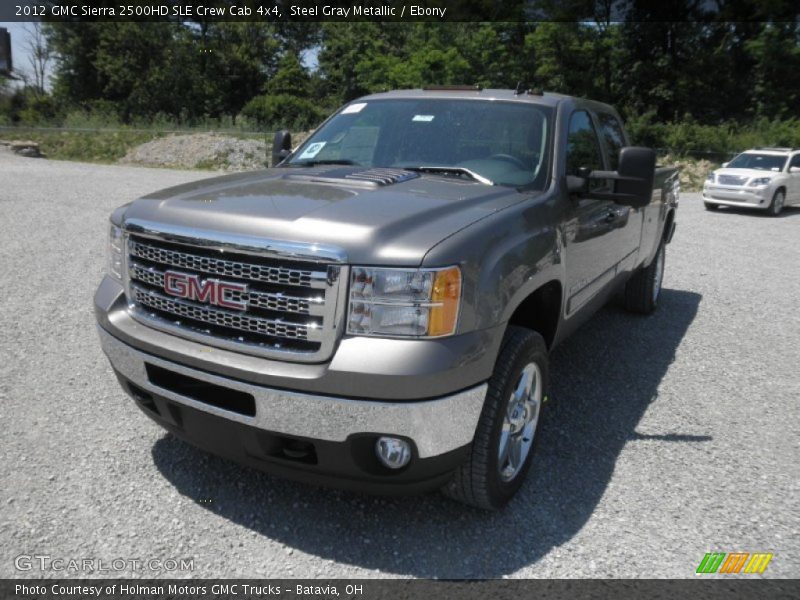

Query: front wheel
left=624, top=241, right=665, bottom=314
left=442, top=326, right=548, bottom=510
left=769, top=189, right=785, bottom=217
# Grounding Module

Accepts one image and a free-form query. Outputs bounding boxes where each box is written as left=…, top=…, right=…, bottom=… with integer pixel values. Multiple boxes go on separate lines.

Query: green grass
left=0, top=126, right=270, bottom=166
left=0, top=128, right=163, bottom=163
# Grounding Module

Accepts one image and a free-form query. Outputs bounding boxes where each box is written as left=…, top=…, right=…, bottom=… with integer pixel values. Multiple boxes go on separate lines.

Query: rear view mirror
left=613, top=146, right=656, bottom=207
left=271, top=130, right=292, bottom=167
left=722, top=162, right=729, bottom=168
left=570, top=147, right=656, bottom=207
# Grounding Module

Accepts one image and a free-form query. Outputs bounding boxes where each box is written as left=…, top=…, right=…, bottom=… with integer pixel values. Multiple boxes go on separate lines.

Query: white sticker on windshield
left=297, top=142, right=326, bottom=160
left=412, top=115, right=435, bottom=122
left=342, top=102, right=367, bottom=114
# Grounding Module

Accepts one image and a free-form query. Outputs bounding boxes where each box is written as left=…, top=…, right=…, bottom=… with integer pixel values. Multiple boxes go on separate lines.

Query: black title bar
left=3, top=579, right=800, bottom=600
left=2, top=0, right=799, bottom=22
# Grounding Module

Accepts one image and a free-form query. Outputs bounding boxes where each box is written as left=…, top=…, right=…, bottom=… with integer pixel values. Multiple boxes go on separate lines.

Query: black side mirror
left=614, top=147, right=656, bottom=207
left=271, top=130, right=292, bottom=167
left=570, top=147, right=656, bottom=207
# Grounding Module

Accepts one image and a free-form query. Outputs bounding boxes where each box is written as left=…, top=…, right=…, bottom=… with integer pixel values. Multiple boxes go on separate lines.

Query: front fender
left=422, top=192, right=565, bottom=334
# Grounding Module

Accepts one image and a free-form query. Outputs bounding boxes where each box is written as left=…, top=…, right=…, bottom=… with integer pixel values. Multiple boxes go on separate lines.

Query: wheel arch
left=506, top=280, right=562, bottom=350
left=662, top=208, right=676, bottom=243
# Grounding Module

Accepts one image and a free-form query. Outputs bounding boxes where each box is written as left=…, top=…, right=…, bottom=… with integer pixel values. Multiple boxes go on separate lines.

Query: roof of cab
left=354, top=88, right=624, bottom=117
left=357, top=88, right=572, bottom=108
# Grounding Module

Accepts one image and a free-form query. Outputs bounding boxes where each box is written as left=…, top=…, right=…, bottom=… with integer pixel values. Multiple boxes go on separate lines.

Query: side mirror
left=570, top=147, right=656, bottom=207
left=612, top=146, right=656, bottom=207
left=721, top=162, right=729, bottom=168
left=271, top=129, right=292, bottom=167
left=789, top=166, right=800, bottom=174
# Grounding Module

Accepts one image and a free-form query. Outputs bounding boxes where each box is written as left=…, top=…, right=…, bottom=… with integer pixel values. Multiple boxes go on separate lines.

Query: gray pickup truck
left=95, top=88, right=678, bottom=509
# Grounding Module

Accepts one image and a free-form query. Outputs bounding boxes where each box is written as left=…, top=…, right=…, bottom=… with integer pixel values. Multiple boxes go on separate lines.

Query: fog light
left=375, top=437, right=411, bottom=469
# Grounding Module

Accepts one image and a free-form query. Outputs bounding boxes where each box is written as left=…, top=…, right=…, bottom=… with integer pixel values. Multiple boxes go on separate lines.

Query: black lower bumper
left=116, top=371, right=470, bottom=496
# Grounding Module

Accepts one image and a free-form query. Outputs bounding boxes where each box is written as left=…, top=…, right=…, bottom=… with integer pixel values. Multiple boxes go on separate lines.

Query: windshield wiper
left=403, top=166, right=494, bottom=185
left=290, top=159, right=360, bottom=167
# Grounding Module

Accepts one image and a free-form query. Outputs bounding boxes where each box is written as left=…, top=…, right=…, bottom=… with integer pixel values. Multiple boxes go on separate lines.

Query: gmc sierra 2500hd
left=95, top=88, right=679, bottom=509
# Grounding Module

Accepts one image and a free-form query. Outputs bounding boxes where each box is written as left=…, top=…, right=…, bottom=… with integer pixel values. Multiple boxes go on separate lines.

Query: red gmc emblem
left=163, top=270, right=248, bottom=311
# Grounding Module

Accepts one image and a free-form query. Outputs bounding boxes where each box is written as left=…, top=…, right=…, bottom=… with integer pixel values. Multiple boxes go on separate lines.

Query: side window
left=790, top=154, right=800, bottom=169
left=566, top=110, right=604, bottom=176
left=597, top=112, right=626, bottom=170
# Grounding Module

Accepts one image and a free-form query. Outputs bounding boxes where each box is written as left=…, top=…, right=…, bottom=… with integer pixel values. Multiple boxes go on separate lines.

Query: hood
left=121, top=166, right=529, bottom=265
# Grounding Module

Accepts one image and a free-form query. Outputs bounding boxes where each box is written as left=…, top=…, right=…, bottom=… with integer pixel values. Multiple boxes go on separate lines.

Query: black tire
left=624, top=241, right=665, bottom=314
left=768, top=189, right=785, bottom=217
left=442, top=326, right=548, bottom=510
left=704, top=202, right=719, bottom=211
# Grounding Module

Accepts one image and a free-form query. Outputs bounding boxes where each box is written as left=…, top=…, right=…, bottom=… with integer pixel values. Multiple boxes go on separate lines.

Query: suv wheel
left=769, top=189, right=785, bottom=217
left=442, top=326, right=548, bottom=510
left=624, top=241, right=665, bottom=314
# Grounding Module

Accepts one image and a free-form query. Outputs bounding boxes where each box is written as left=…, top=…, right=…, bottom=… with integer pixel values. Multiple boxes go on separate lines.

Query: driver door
left=562, top=110, right=633, bottom=316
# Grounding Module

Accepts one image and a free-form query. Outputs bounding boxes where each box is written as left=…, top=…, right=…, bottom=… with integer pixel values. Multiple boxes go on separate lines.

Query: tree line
left=1, top=8, right=799, bottom=156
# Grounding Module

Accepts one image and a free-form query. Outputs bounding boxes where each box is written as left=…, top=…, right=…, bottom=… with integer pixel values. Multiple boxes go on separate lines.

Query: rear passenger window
left=566, top=110, right=604, bottom=176
left=597, top=113, right=627, bottom=170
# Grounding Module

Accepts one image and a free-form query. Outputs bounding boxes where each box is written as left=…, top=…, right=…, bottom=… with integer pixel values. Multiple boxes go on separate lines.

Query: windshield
left=288, top=99, right=552, bottom=188
left=727, top=153, right=787, bottom=172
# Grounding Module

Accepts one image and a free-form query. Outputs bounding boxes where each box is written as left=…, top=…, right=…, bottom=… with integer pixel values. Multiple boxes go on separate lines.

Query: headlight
left=347, top=266, right=462, bottom=337
left=108, top=223, right=124, bottom=281
left=706, top=172, right=715, bottom=183
left=748, top=177, right=772, bottom=187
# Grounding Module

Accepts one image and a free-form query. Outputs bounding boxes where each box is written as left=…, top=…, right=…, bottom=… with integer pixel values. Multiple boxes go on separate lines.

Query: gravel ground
left=120, top=133, right=268, bottom=171
left=0, top=151, right=798, bottom=579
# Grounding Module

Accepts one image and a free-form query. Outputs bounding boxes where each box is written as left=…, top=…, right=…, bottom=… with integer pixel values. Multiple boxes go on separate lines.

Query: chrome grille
left=129, top=239, right=324, bottom=288
left=131, top=285, right=318, bottom=341
left=124, top=230, right=346, bottom=362
left=718, top=175, right=748, bottom=186
left=130, top=263, right=324, bottom=316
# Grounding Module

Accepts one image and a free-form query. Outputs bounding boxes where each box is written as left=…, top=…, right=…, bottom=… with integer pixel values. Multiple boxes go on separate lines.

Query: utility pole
left=0, top=27, right=12, bottom=76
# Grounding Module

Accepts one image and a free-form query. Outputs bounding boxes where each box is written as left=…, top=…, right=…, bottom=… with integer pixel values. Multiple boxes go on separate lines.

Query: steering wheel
left=489, top=154, right=527, bottom=170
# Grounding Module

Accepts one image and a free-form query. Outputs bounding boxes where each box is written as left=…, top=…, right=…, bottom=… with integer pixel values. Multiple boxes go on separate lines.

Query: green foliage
left=1, top=16, right=797, bottom=164
left=527, top=23, right=605, bottom=98
left=0, top=86, right=64, bottom=125
left=239, top=50, right=323, bottom=129
left=628, top=113, right=800, bottom=158
left=267, top=53, right=311, bottom=96
left=16, top=93, right=61, bottom=125
left=42, top=22, right=281, bottom=125
left=745, top=23, right=800, bottom=119
left=240, top=94, right=323, bottom=131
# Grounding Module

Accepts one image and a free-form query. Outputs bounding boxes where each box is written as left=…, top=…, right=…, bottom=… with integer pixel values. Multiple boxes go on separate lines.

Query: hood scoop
left=284, top=167, right=419, bottom=189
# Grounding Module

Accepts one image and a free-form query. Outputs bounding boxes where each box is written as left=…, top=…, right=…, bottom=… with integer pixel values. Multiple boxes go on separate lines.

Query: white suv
left=703, top=148, right=800, bottom=216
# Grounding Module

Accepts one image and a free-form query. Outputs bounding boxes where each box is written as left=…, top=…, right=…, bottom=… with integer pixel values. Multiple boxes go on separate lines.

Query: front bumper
left=95, top=276, right=503, bottom=400
left=703, top=185, right=771, bottom=208
left=98, top=327, right=486, bottom=492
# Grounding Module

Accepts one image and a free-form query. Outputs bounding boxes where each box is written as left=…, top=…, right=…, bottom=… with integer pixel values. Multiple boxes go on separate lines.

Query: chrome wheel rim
left=653, top=245, right=665, bottom=304
left=498, top=362, right=542, bottom=482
